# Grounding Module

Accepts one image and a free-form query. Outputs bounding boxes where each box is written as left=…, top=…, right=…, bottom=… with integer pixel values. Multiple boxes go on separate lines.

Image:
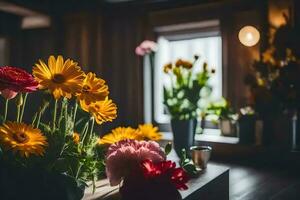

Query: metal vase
left=171, top=118, right=197, bottom=156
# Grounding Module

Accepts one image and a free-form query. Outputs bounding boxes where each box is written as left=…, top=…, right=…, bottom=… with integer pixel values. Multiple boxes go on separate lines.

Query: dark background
left=0, top=0, right=299, bottom=132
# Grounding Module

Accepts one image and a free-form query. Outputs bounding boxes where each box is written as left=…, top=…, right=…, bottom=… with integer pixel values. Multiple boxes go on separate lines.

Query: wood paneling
left=101, top=13, right=145, bottom=131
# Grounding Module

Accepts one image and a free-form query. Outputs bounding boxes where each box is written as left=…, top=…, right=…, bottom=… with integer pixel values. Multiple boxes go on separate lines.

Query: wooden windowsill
left=162, top=129, right=239, bottom=144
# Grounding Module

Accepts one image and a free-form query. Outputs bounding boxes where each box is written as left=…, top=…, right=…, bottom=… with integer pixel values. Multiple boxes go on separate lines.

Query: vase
left=0, top=161, right=85, bottom=200
left=238, top=115, right=256, bottom=144
left=171, top=119, right=197, bottom=156
left=120, top=176, right=182, bottom=200
left=219, top=119, right=237, bottom=137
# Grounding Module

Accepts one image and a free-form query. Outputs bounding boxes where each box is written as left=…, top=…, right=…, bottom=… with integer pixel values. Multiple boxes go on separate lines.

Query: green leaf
left=182, top=163, right=198, bottom=176
left=164, top=142, right=172, bottom=155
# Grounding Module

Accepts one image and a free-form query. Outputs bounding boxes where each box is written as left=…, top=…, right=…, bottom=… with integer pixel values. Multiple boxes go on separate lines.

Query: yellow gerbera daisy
left=0, top=122, right=48, bottom=157
left=138, top=124, right=162, bottom=141
left=33, top=55, right=84, bottom=99
left=98, top=127, right=142, bottom=145
left=81, top=97, right=117, bottom=125
left=73, top=132, right=80, bottom=144
left=77, top=72, right=109, bottom=105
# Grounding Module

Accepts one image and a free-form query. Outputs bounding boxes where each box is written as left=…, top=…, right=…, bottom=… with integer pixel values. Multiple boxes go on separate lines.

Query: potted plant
left=0, top=56, right=117, bottom=200
left=238, top=106, right=264, bottom=145
left=206, top=98, right=238, bottom=137
left=245, top=15, right=300, bottom=149
left=163, top=56, right=214, bottom=155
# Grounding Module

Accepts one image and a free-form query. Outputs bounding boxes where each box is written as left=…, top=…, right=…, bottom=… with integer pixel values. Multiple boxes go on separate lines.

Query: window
left=144, top=20, right=223, bottom=125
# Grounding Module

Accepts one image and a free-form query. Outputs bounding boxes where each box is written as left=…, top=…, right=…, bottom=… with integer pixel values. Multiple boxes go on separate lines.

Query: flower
left=0, top=122, right=48, bottom=157
left=141, top=159, right=189, bottom=190
left=175, top=59, right=184, bottom=67
left=163, top=63, right=173, bottom=73
left=175, top=59, right=193, bottom=69
left=135, top=40, right=158, bottom=56
left=80, top=97, right=117, bottom=125
left=73, top=132, right=80, bottom=144
left=262, top=47, right=276, bottom=65
left=138, top=124, right=162, bottom=141
left=77, top=72, right=109, bottom=105
left=0, top=89, right=18, bottom=100
left=105, top=139, right=166, bottom=186
left=182, top=61, right=193, bottom=69
left=99, top=127, right=141, bottom=145
left=33, top=55, right=84, bottom=99
left=0, top=66, right=38, bottom=99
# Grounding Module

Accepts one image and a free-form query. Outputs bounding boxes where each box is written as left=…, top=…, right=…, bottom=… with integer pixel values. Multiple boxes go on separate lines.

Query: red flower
left=141, top=159, right=189, bottom=190
left=0, top=66, right=38, bottom=93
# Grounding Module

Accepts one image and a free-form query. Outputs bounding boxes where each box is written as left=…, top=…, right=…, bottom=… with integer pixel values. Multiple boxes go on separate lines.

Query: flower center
left=52, top=74, right=65, bottom=84
left=13, top=132, right=29, bottom=143
left=82, top=85, right=91, bottom=93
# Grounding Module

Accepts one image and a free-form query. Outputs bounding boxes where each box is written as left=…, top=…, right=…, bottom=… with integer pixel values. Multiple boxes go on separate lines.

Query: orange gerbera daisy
left=0, top=122, right=48, bottom=157
left=77, top=72, right=109, bottom=105
left=81, top=97, right=117, bottom=125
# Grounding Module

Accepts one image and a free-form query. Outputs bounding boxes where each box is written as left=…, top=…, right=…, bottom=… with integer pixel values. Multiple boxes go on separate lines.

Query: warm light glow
left=238, top=26, right=260, bottom=47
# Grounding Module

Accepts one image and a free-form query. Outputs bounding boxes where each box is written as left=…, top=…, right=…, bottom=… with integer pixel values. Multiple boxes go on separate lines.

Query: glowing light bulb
left=238, top=26, right=260, bottom=47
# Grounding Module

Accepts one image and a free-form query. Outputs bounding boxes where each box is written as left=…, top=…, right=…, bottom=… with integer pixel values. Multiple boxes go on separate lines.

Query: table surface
left=83, top=163, right=229, bottom=200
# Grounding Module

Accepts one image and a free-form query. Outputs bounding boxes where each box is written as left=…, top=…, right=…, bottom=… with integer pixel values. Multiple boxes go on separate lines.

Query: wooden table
left=84, top=163, right=229, bottom=200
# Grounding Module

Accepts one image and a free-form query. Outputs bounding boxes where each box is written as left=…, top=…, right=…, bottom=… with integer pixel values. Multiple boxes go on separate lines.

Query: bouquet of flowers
left=0, top=55, right=117, bottom=200
left=96, top=124, right=190, bottom=200
left=163, top=56, right=215, bottom=120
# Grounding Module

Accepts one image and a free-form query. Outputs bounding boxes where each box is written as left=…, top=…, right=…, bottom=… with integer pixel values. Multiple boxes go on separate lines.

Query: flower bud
left=203, top=62, right=208, bottom=72
left=16, top=94, right=23, bottom=106
left=0, top=89, right=18, bottom=100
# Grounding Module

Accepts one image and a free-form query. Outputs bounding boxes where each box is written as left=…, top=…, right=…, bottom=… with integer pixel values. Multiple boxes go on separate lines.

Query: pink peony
left=135, top=40, right=158, bottom=56
left=105, top=139, right=166, bottom=186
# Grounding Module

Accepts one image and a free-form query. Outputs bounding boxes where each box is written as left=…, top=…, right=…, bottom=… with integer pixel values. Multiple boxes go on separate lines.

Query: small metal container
left=190, top=146, right=212, bottom=170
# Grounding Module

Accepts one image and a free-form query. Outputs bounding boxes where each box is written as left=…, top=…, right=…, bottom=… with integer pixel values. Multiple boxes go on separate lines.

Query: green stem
left=89, top=117, right=95, bottom=138
left=36, top=112, right=42, bottom=128
left=73, top=102, right=78, bottom=129
left=16, top=106, right=21, bottom=123
left=75, top=163, right=83, bottom=179
left=19, top=93, right=28, bottom=122
left=58, top=99, right=66, bottom=128
left=73, top=102, right=78, bottom=122
left=32, top=112, right=38, bottom=126
left=3, top=99, right=8, bottom=123
left=52, top=99, right=58, bottom=132
left=81, top=121, right=89, bottom=144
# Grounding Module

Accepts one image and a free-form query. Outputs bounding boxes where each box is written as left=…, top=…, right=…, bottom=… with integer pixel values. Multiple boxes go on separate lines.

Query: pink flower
left=0, top=66, right=38, bottom=93
left=0, top=89, right=18, bottom=100
left=105, top=139, right=166, bottom=186
left=135, top=40, right=158, bottom=56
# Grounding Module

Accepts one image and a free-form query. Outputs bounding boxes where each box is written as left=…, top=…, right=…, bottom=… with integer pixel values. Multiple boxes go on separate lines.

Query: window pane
left=154, top=36, right=222, bottom=123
